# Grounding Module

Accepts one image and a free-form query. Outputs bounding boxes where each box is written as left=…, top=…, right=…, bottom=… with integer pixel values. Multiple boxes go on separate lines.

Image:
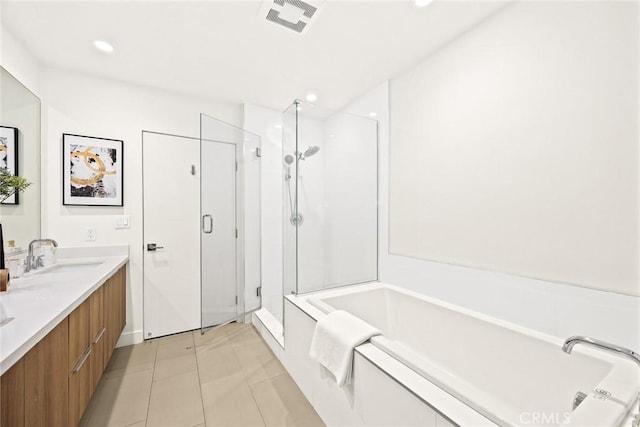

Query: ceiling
left=1, top=0, right=509, bottom=111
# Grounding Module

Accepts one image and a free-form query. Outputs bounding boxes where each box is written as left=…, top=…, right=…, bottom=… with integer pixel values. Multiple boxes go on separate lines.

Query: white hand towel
left=309, top=310, right=381, bottom=387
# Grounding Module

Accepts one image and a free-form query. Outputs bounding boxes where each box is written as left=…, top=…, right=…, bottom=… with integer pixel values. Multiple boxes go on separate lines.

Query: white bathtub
left=308, top=283, right=639, bottom=427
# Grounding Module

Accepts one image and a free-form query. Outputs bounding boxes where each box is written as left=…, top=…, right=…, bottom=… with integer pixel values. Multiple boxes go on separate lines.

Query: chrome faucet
left=562, top=336, right=640, bottom=368
left=25, top=239, right=58, bottom=273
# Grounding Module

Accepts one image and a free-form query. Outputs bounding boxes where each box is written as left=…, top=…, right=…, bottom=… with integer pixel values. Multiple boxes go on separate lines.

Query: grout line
left=246, top=373, right=269, bottom=427
left=193, top=330, right=210, bottom=426
left=226, top=328, right=269, bottom=426
left=143, top=339, right=160, bottom=426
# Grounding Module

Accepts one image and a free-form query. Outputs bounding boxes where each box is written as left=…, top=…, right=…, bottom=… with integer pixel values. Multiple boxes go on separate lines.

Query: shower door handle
left=202, top=214, right=213, bottom=234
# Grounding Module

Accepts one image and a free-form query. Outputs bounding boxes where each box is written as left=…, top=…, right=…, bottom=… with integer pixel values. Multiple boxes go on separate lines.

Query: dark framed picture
left=63, top=133, right=123, bottom=206
left=0, top=126, right=19, bottom=205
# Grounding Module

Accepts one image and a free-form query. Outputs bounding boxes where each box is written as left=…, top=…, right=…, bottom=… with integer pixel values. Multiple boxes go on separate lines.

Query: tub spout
left=562, top=336, right=640, bottom=368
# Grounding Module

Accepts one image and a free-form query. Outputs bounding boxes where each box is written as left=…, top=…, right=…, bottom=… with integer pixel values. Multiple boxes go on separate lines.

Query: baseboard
left=116, top=329, right=143, bottom=347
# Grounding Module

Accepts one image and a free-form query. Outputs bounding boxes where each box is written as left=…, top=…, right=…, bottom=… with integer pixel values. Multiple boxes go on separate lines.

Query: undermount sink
left=43, top=261, right=103, bottom=275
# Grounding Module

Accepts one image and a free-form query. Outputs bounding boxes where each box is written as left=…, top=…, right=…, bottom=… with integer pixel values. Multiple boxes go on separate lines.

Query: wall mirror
left=0, top=65, right=41, bottom=251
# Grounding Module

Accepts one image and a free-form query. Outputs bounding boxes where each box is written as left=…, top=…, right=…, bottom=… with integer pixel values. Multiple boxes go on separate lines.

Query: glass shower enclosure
left=283, top=100, right=378, bottom=297
left=200, top=114, right=262, bottom=332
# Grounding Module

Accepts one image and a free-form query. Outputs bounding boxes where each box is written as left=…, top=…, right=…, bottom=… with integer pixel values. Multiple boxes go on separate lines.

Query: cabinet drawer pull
left=72, top=347, right=92, bottom=374
left=93, top=327, right=106, bottom=344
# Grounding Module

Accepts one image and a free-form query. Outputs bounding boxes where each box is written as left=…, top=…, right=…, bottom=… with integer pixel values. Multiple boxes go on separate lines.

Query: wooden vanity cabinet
left=104, top=266, right=126, bottom=367
left=1, top=318, right=69, bottom=427
left=0, top=358, right=24, bottom=426
left=68, top=298, right=92, bottom=427
left=0, top=265, right=126, bottom=427
left=89, top=285, right=105, bottom=392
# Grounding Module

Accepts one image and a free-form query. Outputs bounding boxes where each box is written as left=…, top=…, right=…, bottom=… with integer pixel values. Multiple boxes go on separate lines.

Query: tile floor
left=80, top=323, right=325, bottom=427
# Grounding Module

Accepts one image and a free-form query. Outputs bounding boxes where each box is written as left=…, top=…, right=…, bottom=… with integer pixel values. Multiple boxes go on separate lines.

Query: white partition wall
left=388, top=1, right=639, bottom=297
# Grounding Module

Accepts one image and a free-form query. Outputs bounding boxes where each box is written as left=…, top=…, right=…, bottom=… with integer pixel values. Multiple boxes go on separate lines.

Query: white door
left=143, top=132, right=200, bottom=339
left=201, top=140, right=238, bottom=328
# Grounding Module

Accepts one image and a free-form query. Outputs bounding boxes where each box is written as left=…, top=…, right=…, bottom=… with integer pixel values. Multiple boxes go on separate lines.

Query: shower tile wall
left=296, top=115, right=325, bottom=292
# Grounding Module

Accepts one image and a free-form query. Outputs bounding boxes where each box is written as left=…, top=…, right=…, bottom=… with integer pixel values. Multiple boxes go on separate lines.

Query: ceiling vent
left=264, top=0, right=321, bottom=34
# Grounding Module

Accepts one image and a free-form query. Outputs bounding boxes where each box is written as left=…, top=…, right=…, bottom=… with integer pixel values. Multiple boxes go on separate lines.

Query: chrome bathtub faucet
left=25, top=238, right=58, bottom=273
left=562, top=336, right=640, bottom=368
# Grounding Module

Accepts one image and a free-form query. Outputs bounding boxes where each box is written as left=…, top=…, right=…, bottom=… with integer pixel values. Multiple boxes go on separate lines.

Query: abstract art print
left=0, top=126, right=19, bottom=205
left=63, top=134, right=123, bottom=206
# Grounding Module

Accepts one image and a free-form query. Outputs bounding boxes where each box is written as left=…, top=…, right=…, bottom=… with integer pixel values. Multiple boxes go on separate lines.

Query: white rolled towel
left=309, top=310, right=381, bottom=387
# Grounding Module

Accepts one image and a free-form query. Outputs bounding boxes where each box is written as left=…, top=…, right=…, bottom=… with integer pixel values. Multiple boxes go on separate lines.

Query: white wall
left=389, top=1, right=639, bottom=296
left=41, top=67, right=241, bottom=344
left=345, top=81, right=638, bottom=351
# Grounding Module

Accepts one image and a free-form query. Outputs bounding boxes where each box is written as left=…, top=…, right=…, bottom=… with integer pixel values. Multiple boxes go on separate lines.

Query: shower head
left=284, top=154, right=295, bottom=166
left=300, top=146, right=320, bottom=160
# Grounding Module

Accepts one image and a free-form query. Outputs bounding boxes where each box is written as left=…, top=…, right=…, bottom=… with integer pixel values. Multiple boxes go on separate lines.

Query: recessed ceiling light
left=305, top=93, right=318, bottom=102
left=94, top=40, right=114, bottom=53
left=369, top=112, right=378, bottom=117
left=415, top=0, right=433, bottom=8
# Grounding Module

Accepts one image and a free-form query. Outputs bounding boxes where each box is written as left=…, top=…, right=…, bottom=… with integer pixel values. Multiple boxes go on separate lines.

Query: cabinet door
left=89, top=286, right=105, bottom=394
left=68, top=299, right=90, bottom=373
left=68, top=346, right=91, bottom=427
left=24, top=339, right=45, bottom=426
left=103, top=266, right=126, bottom=368
left=117, top=267, right=126, bottom=333
left=1, top=319, right=68, bottom=427
left=43, top=319, right=69, bottom=427
left=68, top=298, right=91, bottom=426
left=1, top=358, right=25, bottom=427
left=103, top=274, right=116, bottom=367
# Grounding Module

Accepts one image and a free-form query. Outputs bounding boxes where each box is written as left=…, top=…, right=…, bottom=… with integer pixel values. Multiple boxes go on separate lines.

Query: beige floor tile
left=83, top=379, right=104, bottom=421
left=201, top=372, right=265, bottom=427
left=105, top=341, right=158, bottom=379
left=126, top=422, right=146, bottom=427
left=154, top=352, right=197, bottom=382
left=250, top=374, right=325, bottom=427
left=88, top=369, right=153, bottom=426
left=234, top=341, right=285, bottom=385
left=194, top=326, right=230, bottom=349
left=146, top=370, right=204, bottom=427
left=196, top=345, right=244, bottom=384
left=226, top=325, right=263, bottom=348
left=156, top=332, right=195, bottom=361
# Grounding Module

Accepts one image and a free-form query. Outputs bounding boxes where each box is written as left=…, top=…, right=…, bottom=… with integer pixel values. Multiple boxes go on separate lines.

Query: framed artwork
left=63, top=133, right=123, bottom=206
left=0, top=126, right=19, bottom=205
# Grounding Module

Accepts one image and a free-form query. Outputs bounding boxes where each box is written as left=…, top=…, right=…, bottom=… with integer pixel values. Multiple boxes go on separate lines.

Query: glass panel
left=200, top=114, right=261, bottom=331
left=282, top=101, right=378, bottom=296
left=282, top=102, right=298, bottom=299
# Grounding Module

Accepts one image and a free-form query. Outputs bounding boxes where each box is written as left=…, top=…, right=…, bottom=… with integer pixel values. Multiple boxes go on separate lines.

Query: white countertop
left=0, top=245, right=129, bottom=375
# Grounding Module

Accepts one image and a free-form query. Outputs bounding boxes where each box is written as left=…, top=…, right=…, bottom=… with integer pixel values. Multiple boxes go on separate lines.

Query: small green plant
left=0, top=167, right=31, bottom=203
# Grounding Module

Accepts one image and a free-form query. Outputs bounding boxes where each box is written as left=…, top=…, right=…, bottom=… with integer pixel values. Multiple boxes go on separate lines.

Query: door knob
left=147, top=243, right=164, bottom=251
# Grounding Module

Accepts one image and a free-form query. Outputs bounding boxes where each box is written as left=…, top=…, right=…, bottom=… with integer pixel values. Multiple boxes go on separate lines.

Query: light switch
left=115, top=215, right=131, bottom=229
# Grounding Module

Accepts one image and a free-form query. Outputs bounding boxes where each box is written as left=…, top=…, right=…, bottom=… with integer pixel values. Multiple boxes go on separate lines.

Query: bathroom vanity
left=0, top=248, right=128, bottom=426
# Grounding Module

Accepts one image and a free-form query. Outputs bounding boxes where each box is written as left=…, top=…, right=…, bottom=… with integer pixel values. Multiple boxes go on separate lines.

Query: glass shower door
left=200, top=138, right=238, bottom=327
left=200, top=114, right=262, bottom=332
